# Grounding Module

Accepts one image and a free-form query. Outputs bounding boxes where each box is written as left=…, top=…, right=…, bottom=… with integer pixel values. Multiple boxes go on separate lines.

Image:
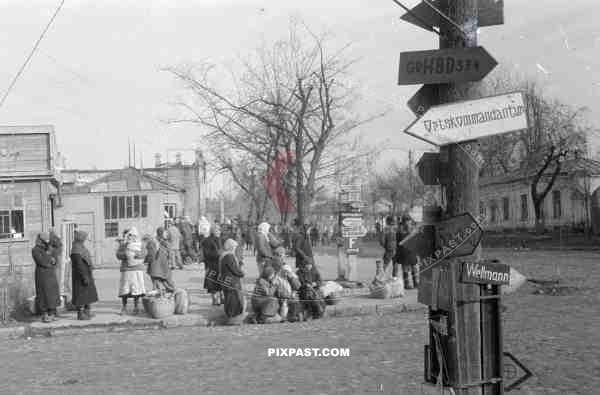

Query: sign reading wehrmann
left=404, top=92, right=527, bottom=146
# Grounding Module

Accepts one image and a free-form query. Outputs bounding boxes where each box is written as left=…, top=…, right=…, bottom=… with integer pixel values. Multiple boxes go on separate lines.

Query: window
left=126, top=196, right=133, bottom=218
left=553, top=190, right=561, bottom=219
left=479, top=201, right=486, bottom=217
left=502, top=197, right=510, bottom=221
left=105, top=222, right=119, bottom=238
left=134, top=196, right=140, bottom=218
left=0, top=209, right=25, bottom=239
left=141, top=196, right=148, bottom=217
left=103, top=195, right=148, bottom=220
left=118, top=196, right=126, bottom=218
left=490, top=201, right=498, bottom=223
left=520, top=194, right=528, bottom=221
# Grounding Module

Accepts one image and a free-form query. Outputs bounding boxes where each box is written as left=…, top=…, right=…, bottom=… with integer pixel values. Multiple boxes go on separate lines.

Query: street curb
left=2, top=302, right=425, bottom=340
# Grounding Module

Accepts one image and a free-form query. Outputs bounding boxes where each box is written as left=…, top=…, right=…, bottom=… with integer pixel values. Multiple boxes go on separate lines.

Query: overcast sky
left=1, top=0, right=599, bottom=170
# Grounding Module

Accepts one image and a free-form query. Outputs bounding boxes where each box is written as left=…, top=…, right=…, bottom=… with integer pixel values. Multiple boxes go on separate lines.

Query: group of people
left=204, top=219, right=328, bottom=324
left=32, top=229, right=98, bottom=323
left=30, top=214, right=329, bottom=325
left=379, top=214, right=420, bottom=289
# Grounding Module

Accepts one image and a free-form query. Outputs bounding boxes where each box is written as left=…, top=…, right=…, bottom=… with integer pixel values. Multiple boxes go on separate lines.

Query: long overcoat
left=70, top=252, right=99, bottom=306
left=32, top=244, right=60, bottom=311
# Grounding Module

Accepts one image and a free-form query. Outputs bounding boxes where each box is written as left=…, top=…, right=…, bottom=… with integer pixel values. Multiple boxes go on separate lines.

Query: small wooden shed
left=0, top=125, right=60, bottom=320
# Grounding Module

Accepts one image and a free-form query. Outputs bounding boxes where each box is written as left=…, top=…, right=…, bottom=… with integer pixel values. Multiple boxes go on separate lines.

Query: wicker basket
left=147, top=295, right=174, bottom=319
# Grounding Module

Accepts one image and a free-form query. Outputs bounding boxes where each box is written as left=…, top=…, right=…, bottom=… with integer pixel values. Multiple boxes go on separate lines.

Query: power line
left=0, top=0, right=66, bottom=109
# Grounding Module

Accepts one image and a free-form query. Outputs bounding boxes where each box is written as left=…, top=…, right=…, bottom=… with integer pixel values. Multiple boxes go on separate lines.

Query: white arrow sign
left=404, top=92, right=527, bottom=146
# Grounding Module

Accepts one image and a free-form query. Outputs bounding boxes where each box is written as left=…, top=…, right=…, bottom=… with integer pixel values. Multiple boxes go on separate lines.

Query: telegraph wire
left=0, top=0, right=66, bottom=109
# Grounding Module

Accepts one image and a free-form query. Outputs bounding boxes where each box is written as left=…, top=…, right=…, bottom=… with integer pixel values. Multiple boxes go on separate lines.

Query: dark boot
left=77, top=308, right=91, bottom=320
left=84, top=305, right=95, bottom=319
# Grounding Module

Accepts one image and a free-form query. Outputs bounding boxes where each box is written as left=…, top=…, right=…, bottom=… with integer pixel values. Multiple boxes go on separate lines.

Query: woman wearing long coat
left=201, top=227, right=222, bottom=305
left=220, top=239, right=245, bottom=319
left=32, top=232, right=60, bottom=323
left=147, top=227, right=175, bottom=292
left=70, top=230, right=99, bottom=320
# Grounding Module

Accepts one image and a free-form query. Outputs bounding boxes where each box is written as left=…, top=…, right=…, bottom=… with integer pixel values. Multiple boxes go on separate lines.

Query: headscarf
left=199, top=218, right=211, bottom=238
left=71, top=230, right=92, bottom=263
left=36, top=232, right=50, bottom=249
left=258, top=222, right=270, bottom=235
left=261, top=265, right=275, bottom=279
left=222, top=238, right=238, bottom=256
left=127, top=226, right=139, bottom=241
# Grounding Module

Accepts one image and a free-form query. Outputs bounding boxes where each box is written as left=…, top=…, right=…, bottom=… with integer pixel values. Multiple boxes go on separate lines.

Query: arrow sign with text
left=404, top=92, right=528, bottom=146
left=401, top=0, right=504, bottom=31
left=398, top=46, right=497, bottom=85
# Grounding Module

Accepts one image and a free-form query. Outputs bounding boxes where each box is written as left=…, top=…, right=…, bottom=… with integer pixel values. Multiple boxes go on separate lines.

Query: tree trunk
left=296, top=133, right=304, bottom=225
left=533, top=199, right=545, bottom=235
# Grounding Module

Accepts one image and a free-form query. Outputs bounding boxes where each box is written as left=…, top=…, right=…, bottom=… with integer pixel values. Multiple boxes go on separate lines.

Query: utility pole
left=436, top=2, right=485, bottom=395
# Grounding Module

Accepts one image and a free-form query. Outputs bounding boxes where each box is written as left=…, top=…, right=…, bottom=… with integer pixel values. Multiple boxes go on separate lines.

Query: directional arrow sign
left=398, top=46, right=497, bottom=85
left=434, top=213, right=484, bottom=258
left=401, top=0, right=504, bottom=31
left=405, top=92, right=528, bottom=146
left=407, top=84, right=439, bottom=116
left=503, top=352, right=533, bottom=392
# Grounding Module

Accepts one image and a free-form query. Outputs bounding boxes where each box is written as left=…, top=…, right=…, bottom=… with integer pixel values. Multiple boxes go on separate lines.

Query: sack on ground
left=173, top=288, right=189, bottom=314
left=370, top=278, right=404, bottom=299
left=320, top=281, right=344, bottom=298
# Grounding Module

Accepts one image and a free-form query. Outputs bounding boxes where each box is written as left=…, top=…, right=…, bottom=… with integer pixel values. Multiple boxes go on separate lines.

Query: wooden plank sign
left=407, top=84, right=439, bottom=116
left=401, top=0, right=504, bottom=31
left=461, top=261, right=510, bottom=285
left=434, top=213, right=483, bottom=258
left=405, top=92, right=528, bottom=146
left=398, top=46, right=497, bottom=85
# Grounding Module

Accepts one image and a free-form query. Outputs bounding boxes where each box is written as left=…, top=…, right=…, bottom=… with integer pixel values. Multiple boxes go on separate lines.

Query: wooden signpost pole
left=437, top=1, right=483, bottom=394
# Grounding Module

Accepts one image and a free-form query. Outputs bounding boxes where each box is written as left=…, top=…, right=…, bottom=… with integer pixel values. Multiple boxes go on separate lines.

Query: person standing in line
left=48, top=228, right=63, bottom=290
left=292, top=220, right=313, bottom=269
left=201, top=225, right=223, bottom=305
left=380, top=216, right=397, bottom=278
left=70, top=230, right=99, bottom=320
left=32, top=232, right=60, bottom=323
left=179, top=216, right=196, bottom=265
left=146, top=227, right=175, bottom=292
left=220, top=238, right=246, bottom=320
left=255, top=222, right=281, bottom=276
left=166, top=219, right=183, bottom=270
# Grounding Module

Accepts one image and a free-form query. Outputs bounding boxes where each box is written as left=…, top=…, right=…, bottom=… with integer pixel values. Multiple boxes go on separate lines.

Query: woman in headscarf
left=219, top=239, right=246, bottom=320
left=201, top=225, right=223, bottom=305
left=148, top=227, right=175, bottom=292
left=116, top=227, right=147, bottom=315
left=32, top=232, right=60, bottom=323
left=255, top=222, right=282, bottom=276
left=70, top=230, right=99, bottom=320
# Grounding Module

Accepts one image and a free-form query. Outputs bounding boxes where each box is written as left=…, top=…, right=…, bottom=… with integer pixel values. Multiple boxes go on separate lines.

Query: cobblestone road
left=1, top=312, right=426, bottom=395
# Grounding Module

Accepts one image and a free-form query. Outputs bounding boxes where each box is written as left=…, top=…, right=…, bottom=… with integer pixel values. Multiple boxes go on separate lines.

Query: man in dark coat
left=32, top=232, right=60, bottom=323
left=380, top=216, right=397, bottom=277
left=70, top=230, right=99, bottom=320
left=292, top=221, right=313, bottom=269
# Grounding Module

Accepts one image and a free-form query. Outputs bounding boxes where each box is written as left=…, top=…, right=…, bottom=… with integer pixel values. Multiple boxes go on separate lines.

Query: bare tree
left=482, top=75, right=590, bottom=234
left=165, top=20, right=385, bottom=225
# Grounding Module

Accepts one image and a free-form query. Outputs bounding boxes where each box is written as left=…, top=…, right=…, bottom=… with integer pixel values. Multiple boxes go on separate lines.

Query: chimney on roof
left=175, top=152, right=182, bottom=166
left=154, top=153, right=162, bottom=167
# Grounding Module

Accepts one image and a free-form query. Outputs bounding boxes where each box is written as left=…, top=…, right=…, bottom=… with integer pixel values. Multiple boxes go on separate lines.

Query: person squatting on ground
left=146, top=227, right=175, bottom=292
left=271, top=247, right=301, bottom=322
left=380, top=216, right=397, bottom=277
left=219, top=238, right=246, bottom=320
left=32, top=232, right=61, bottom=323
left=70, top=230, right=99, bottom=320
left=251, top=265, right=282, bottom=323
left=116, top=227, right=147, bottom=315
left=166, top=219, right=183, bottom=270
left=202, top=225, right=223, bottom=305
left=297, top=261, right=326, bottom=320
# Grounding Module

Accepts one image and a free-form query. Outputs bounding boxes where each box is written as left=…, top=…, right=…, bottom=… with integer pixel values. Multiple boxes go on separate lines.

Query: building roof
left=481, top=158, right=600, bottom=187
left=0, top=125, right=54, bottom=134
left=61, top=167, right=184, bottom=194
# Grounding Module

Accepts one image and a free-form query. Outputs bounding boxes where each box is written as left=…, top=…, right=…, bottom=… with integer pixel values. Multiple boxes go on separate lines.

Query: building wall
left=148, top=165, right=206, bottom=221
left=57, top=190, right=184, bottom=266
left=480, top=176, right=586, bottom=231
